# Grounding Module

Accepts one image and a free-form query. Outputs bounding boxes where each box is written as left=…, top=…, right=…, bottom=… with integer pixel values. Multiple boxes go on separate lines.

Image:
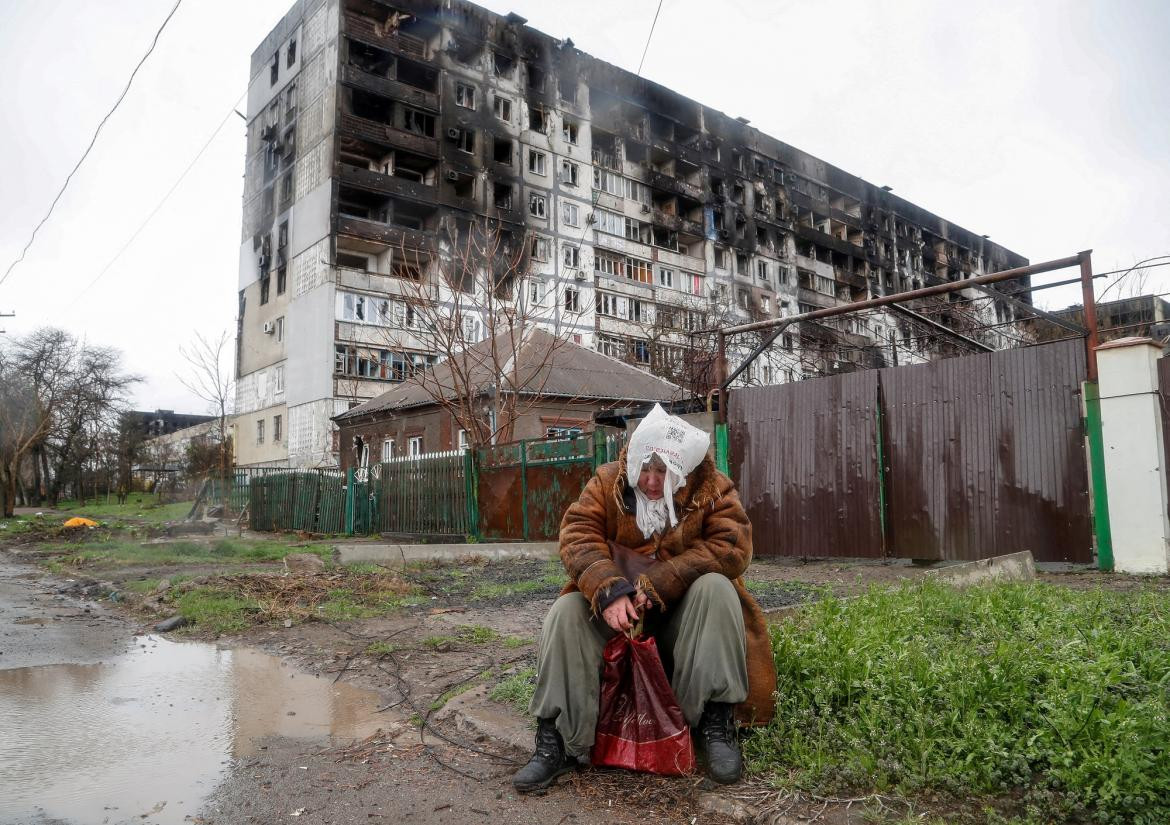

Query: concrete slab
left=924, top=550, right=1036, bottom=587
left=436, top=684, right=534, bottom=754
left=333, top=541, right=558, bottom=567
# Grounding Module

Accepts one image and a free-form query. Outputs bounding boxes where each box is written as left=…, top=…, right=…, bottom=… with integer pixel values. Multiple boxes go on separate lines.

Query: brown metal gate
left=730, top=339, right=1092, bottom=563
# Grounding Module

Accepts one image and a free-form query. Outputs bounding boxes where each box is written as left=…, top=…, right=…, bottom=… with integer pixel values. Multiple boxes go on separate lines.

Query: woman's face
left=637, top=464, right=668, bottom=500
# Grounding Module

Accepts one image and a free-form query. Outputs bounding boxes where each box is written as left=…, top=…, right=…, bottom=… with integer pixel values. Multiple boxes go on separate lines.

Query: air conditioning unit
left=639, top=204, right=650, bottom=213
left=719, top=229, right=730, bottom=239
left=444, top=169, right=460, bottom=181
left=573, top=270, right=586, bottom=281
left=446, top=127, right=461, bottom=140
left=262, top=321, right=276, bottom=335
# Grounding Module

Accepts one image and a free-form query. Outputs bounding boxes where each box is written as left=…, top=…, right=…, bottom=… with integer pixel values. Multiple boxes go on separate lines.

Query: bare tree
left=0, top=351, right=51, bottom=518
left=343, top=218, right=589, bottom=446
left=178, top=330, right=235, bottom=478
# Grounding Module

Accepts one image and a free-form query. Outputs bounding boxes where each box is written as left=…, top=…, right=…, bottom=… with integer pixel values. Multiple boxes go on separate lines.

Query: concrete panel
left=286, top=277, right=335, bottom=406
left=923, top=551, right=1036, bottom=587
left=290, top=178, right=332, bottom=260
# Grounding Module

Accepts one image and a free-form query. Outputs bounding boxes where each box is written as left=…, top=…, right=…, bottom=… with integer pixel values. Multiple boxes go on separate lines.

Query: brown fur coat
left=558, top=453, right=776, bottom=726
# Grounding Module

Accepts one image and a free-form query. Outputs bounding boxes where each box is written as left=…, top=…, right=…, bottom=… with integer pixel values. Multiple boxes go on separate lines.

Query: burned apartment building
left=233, top=0, right=1030, bottom=468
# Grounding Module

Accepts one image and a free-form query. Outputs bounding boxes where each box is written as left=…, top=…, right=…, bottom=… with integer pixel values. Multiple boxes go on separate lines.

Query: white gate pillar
left=1097, top=337, right=1170, bottom=574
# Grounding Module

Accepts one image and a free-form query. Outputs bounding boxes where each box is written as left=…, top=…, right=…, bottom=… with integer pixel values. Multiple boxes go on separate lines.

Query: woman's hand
left=633, top=585, right=650, bottom=612
left=602, top=595, right=640, bottom=632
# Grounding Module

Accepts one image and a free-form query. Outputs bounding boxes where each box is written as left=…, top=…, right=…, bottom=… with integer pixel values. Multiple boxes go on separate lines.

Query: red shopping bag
left=591, top=631, right=696, bottom=775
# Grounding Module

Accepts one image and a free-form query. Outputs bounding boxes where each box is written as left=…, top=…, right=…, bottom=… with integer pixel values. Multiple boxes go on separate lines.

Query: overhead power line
left=0, top=0, right=183, bottom=290
left=69, top=94, right=246, bottom=306
left=636, top=0, right=665, bottom=76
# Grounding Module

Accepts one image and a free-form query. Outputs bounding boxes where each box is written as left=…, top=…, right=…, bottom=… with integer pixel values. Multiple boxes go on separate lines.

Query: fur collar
left=613, top=446, right=722, bottom=516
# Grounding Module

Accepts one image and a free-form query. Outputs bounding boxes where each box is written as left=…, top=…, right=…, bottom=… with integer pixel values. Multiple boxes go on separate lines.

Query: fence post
left=345, top=468, right=355, bottom=536
left=520, top=440, right=529, bottom=541
left=464, top=448, right=480, bottom=540
left=1082, top=381, right=1114, bottom=571
left=592, top=428, right=608, bottom=471
left=714, top=423, right=730, bottom=476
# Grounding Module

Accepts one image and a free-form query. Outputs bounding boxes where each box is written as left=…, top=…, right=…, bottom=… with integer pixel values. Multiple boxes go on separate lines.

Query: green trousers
left=528, top=572, right=749, bottom=759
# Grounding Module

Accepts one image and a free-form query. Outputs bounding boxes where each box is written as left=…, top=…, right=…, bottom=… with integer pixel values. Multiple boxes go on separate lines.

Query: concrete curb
left=333, top=542, right=558, bottom=567
left=924, top=550, right=1036, bottom=586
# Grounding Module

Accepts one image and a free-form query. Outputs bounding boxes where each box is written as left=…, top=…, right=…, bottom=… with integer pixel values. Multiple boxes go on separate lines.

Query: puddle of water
left=0, top=636, right=386, bottom=825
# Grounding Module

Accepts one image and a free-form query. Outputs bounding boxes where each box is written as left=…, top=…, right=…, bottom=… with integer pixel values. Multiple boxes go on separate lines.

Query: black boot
left=512, top=717, right=578, bottom=793
left=697, top=701, right=742, bottom=784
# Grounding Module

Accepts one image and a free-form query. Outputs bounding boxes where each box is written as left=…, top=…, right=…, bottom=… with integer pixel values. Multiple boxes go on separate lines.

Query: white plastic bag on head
left=625, top=404, right=711, bottom=494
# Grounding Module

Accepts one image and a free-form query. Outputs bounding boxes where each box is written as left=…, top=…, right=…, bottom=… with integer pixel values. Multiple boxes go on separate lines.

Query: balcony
left=336, top=216, right=435, bottom=252
left=343, top=12, right=429, bottom=59
left=340, top=65, right=438, bottom=112
left=338, top=113, right=438, bottom=157
left=648, top=170, right=703, bottom=202
left=651, top=209, right=704, bottom=239
left=338, top=163, right=435, bottom=203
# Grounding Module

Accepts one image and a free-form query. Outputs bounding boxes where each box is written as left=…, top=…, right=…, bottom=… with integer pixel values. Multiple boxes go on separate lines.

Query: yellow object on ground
left=63, top=517, right=99, bottom=528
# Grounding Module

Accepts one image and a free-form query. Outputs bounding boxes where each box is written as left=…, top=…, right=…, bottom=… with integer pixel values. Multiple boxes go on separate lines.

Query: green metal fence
left=248, top=469, right=347, bottom=533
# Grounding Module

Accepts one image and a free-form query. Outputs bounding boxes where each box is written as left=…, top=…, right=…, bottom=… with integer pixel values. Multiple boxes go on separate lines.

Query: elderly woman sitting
left=513, top=406, right=776, bottom=791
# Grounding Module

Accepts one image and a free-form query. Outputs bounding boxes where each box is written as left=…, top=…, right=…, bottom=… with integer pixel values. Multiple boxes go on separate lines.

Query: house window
left=269, top=52, right=278, bottom=86
left=274, top=365, right=285, bottom=393
left=275, top=317, right=285, bottom=342
left=528, top=105, right=546, bottom=132
left=259, top=275, right=270, bottom=305
left=276, top=266, right=287, bottom=295
left=597, top=335, right=624, bottom=358
left=256, top=419, right=265, bottom=444
left=563, top=244, right=580, bottom=268
left=382, top=439, right=395, bottom=460
left=560, top=160, right=579, bottom=186
left=527, top=280, right=541, bottom=305
left=658, top=267, right=674, bottom=289
left=402, top=108, right=435, bottom=136
left=562, top=201, right=579, bottom=226
left=736, top=253, right=748, bottom=275
left=714, top=248, right=727, bottom=269
left=564, top=288, right=580, bottom=312
left=530, top=235, right=551, bottom=260
left=778, top=266, right=791, bottom=285
left=598, top=292, right=620, bottom=317
left=625, top=257, right=652, bottom=284
left=493, top=95, right=511, bottom=122
left=546, top=425, right=582, bottom=439
left=737, top=289, right=749, bottom=309
left=455, top=82, right=476, bottom=109
left=457, top=429, right=469, bottom=451
left=528, top=193, right=547, bottom=218
left=286, top=38, right=296, bottom=67
left=682, top=272, right=703, bottom=296
left=761, top=296, right=771, bottom=313
left=562, top=118, right=579, bottom=144
left=632, top=340, right=651, bottom=364
left=593, top=208, right=625, bottom=236
left=627, top=299, right=643, bottom=323
left=595, top=255, right=622, bottom=278
left=407, top=436, right=423, bottom=456
left=273, top=414, right=283, bottom=442
left=757, top=260, right=769, bottom=281
left=528, top=149, right=547, bottom=175
left=456, top=129, right=475, bottom=153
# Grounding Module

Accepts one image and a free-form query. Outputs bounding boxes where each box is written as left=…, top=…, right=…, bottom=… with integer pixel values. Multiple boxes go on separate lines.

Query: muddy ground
left=4, top=511, right=1161, bottom=825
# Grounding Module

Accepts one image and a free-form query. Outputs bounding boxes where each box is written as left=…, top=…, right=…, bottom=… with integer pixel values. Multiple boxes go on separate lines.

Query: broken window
left=493, top=182, right=513, bottom=210
left=402, top=107, right=434, bottom=136
left=736, top=253, right=748, bottom=276
left=456, top=129, right=475, bottom=153
left=632, top=339, right=651, bottom=364
left=259, top=275, right=270, bottom=305
left=562, top=118, right=579, bottom=144
left=279, top=172, right=294, bottom=209
left=275, top=317, right=285, bottom=342
left=714, top=247, right=727, bottom=269
left=563, top=244, right=579, bottom=268
left=528, top=149, right=547, bottom=175
left=270, top=52, right=279, bottom=86
left=276, top=267, right=287, bottom=295
left=284, top=84, right=297, bottom=124
left=351, top=89, right=393, bottom=123
left=337, top=252, right=368, bottom=269
left=493, top=95, right=511, bottom=122
left=625, top=257, right=652, bottom=284
left=287, top=37, right=296, bottom=67
left=493, top=52, right=515, bottom=77
left=526, top=62, right=545, bottom=90
left=455, top=82, right=476, bottom=109
left=756, top=260, right=768, bottom=281
left=564, top=287, right=580, bottom=312
left=561, top=201, right=579, bottom=226
left=528, top=193, right=547, bottom=218
left=528, top=105, right=546, bottom=133
left=451, top=172, right=475, bottom=198
left=560, top=159, right=579, bottom=186
left=559, top=74, right=577, bottom=104
left=530, top=235, right=551, bottom=260
left=396, top=59, right=437, bottom=92
left=492, top=136, right=512, bottom=165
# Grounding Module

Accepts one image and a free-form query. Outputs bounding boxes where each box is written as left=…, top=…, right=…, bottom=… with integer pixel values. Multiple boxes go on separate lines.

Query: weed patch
left=176, top=588, right=258, bottom=635
left=745, top=581, right=1170, bottom=825
left=488, top=667, right=536, bottom=716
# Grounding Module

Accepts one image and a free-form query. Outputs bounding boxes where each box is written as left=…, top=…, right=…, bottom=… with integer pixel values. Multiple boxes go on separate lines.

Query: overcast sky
left=1, top=0, right=1167, bottom=414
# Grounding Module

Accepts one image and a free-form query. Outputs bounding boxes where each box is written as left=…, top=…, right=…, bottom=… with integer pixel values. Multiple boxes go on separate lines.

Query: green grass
left=502, top=635, right=532, bottom=649
left=488, top=667, right=537, bottom=716
left=365, top=641, right=398, bottom=656
left=53, top=498, right=195, bottom=524
left=456, top=624, right=500, bottom=644
left=38, top=537, right=332, bottom=570
left=176, top=587, right=258, bottom=634
left=0, top=515, right=40, bottom=535
left=422, top=634, right=456, bottom=649
left=745, top=580, right=1170, bottom=825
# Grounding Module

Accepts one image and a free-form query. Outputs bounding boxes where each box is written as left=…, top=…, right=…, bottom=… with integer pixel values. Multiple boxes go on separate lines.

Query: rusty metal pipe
left=1079, top=250, right=1099, bottom=380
